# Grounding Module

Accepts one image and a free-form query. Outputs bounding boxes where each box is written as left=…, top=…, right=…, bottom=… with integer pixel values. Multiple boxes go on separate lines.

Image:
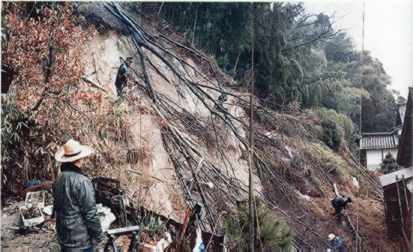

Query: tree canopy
left=153, top=2, right=398, bottom=135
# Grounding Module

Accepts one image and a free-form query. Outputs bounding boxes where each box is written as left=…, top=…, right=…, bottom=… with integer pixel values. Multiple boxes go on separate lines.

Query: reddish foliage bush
left=1, top=3, right=100, bottom=195
left=3, top=3, right=95, bottom=114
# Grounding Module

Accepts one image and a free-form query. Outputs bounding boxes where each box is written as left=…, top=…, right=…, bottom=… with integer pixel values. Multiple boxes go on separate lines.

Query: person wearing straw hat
left=53, top=139, right=103, bottom=252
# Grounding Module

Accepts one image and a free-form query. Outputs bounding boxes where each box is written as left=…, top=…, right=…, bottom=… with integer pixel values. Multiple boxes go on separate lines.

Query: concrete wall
left=366, top=149, right=398, bottom=171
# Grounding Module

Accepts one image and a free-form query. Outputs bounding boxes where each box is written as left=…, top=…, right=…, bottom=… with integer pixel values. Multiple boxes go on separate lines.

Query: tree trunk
left=232, top=49, right=242, bottom=77
left=191, top=6, right=199, bottom=47
left=157, top=2, right=164, bottom=16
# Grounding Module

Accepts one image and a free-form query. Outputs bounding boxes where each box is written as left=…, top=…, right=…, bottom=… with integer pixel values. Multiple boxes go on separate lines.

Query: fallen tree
left=99, top=3, right=384, bottom=250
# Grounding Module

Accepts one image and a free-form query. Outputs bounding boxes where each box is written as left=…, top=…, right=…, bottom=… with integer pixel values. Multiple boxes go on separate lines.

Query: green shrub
left=314, top=108, right=355, bottom=151
left=320, top=119, right=342, bottom=151
left=309, top=143, right=349, bottom=180
left=223, top=199, right=293, bottom=250
left=1, top=97, right=29, bottom=188
left=380, top=152, right=398, bottom=174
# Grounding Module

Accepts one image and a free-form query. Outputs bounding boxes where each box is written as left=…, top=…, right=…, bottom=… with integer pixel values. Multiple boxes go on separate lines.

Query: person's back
left=54, top=163, right=86, bottom=215
left=327, top=234, right=347, bottom=252
left=115, top=63, right=128, bottom=95
left=54, top=163, right=102, bottom=250
left=331, top=236, right=346, bottom=252
left=331, top=196, right=345, bottom=208
left=114, top=57, right=133, bottom=97
left=331, top=196, right=352, bottom=215
left=53, top=140, right=103, bottom=252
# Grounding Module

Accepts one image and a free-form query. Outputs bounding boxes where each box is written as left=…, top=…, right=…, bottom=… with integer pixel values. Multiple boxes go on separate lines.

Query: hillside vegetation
left=155, top=3, right=400, bottom=135
left=1, top=2, right=399, bottom=251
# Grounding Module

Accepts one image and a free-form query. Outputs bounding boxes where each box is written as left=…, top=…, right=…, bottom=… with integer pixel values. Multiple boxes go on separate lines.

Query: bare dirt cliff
left=1, top=2, right=398, bottom=251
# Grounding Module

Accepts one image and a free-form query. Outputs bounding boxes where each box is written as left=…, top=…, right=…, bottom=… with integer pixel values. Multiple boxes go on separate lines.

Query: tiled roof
left=360, top=133, right=399, bottom=150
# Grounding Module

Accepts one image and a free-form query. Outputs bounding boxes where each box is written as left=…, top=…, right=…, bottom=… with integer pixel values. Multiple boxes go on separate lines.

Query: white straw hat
left=328, top=234, right=336, bottom=241
left=55, top=139, right=94, bottom=163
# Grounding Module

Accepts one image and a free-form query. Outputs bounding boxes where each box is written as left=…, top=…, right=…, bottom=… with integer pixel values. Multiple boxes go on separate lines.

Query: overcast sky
left=301, top=0, right=413, bottom=98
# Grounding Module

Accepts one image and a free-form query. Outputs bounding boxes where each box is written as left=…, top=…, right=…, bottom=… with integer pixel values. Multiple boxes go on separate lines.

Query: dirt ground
left=1, top=199, right=136, bottom=252
left=1, top=199, right=59, bottom=252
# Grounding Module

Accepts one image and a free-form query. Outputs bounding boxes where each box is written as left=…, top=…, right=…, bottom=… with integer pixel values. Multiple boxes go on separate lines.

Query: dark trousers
left=116, top=86, right=124, bottom=97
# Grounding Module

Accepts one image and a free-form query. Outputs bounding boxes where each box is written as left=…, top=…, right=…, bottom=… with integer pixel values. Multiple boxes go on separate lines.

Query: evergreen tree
left=224, top=199, right=293, bottom=250
left=151, top=2, right=398, bottom=134
left=381, top=153, right=398, bottom=174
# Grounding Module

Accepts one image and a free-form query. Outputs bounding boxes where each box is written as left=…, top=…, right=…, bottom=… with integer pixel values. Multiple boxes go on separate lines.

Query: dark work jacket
left=330, top=236, right=347, bottom=252
left=115, top=63, right=128, bottom=96
left=331, top=196, right=349, bottom=213
left=53, top=163, right=103, bottom=249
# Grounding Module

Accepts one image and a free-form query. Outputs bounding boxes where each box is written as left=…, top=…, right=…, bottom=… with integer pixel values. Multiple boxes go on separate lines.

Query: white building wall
left=366, top=148, right=398, bottom=171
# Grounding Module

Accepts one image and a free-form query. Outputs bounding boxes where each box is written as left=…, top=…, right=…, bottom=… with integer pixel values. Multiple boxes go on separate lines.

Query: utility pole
left=248, top=3, right=256, bottom=252
left=357, top=2, right=366, bottom=251
left=360, top=0, right=365, bottom=136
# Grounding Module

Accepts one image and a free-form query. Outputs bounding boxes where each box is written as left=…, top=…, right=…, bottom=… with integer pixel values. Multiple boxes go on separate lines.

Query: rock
left=77, top=3, right=129, bottom=34
left=352, top=176, right=360, bottom=191
left=285, top=146, right=294, bottom=159
left=295, top=190, right=311, bottom=201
